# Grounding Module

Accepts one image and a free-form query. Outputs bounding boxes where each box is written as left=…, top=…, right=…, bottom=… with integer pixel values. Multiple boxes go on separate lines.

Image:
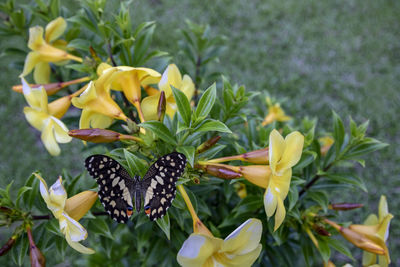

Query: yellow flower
left=35, top=174, right=97, bottom=254
left=21, top=17, right=82, bottom=84
left=319, top=136, right=334, bottom=156
left=108, top=65, right=161, bottom=122
left=264, top=129, right=303, bottom=230
left=177, top=218, right=262, bottom=267
left=71, top=67, right=128, bottom=129
left=207, top=148, right=269, bottom=164
left=261, top=103, right=291, bottom=126
left=141, top=64, right=195, bottom=121
left=22, top=78, right=72, bottom=156
left=361, top=196, right=393, bottom=267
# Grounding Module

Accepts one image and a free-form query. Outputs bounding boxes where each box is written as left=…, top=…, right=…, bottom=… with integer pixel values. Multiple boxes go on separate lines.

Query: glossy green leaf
left=171, top=86, right=191, bottom=127
left=124, top=149, right=148, bottom=177
left=176, top=146, right=195, bottom=167
left=139, top=121, right=177, bottom=146
left=194, top=119, right=232, bottom=133
left=332, top=111, right=345, bottom=155
left=88, top=218, right=114, bottom=240
left=156, top=212, right=170, bottom=240
left=195, top=83, right=216, bottom=120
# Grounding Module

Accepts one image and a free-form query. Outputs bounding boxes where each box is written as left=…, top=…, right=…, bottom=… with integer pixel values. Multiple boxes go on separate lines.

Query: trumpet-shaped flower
left=361, top=195, right=393, bottom=267
left=177, top=218, right=262, bottom=267
left=264, top=129, right=303, bottom=230
left=108, top=65, right=161, bottom=122
left=261, top=103, right=291, bottom=126
left=22, top=78, right=72, bottom=156
left=21, top=17, right=82, bottom=84
left=141, top=64, right=195, bottom=121
left=35, top=174, right=97, bottom=254
left=71, top=67, right=128, bottom=129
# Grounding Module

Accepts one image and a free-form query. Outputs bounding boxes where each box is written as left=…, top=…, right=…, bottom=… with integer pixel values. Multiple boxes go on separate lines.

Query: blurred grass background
left=1, top=0, right=399, bottom=264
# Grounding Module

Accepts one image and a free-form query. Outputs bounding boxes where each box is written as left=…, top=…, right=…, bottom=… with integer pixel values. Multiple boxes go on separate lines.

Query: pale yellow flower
left=264, top=129, right=303, bottom=230
left=141, top=64, right=195, bottom=120
left=361, top=196, right=393, bottom=267
left=71, top=67, right=128, bottom=129
left=35, top=174, right=97, bottom=254
left=261, top=103, right=291, bottom=126
left=22, top=78, right=72, bottom=156
left=177, top=218, right=262, bottom=267
left=21, top=17, right=82, bottom=84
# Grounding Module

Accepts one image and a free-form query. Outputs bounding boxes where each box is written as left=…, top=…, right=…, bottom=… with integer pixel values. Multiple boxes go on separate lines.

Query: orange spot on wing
left=127, top=209, right=133, bottom=216
left=145, top=208, right=151, bottom=215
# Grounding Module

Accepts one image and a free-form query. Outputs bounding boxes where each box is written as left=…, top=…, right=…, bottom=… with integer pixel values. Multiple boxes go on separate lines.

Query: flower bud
left=329, top=203, right=364, bottom=211
left=207, top=148, right=269, bottom=164
left=196, top=136, right=221, bottom=154
left=26, top=227, right=46, bottom=267
left=12, top=77, right=90, bottom=96
left=312, top=224, right=331, bottom=236
left=195, top=163, right=241, bottom=179
left=65, top=191, right=98, bottom=221
left=69, top=128, right=120, bottom=143
left=157, top=91, right=166, bottom=122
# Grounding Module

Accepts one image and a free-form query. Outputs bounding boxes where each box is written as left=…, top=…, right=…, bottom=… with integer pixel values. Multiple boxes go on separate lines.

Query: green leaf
left=88, top=218, right=114, bottom=240
left=171, top=86, right=191, bottom=126
left=307, top=191, right=329, bottom=211
left=317, top=237, right=331, bottom=263
left=195, top=83, right=216, bottom=121
left=328, top=238, right=354, bottom=260
left=156, top=212, right=170, bottom=240
left=176, top=146, right=195, bottom=167
left=12, top=233, right=29, bottom=266
left=67, top=39, right=91, bottom=51
left=16, top=186, right=32, bottom=208
left=124, top=149, right=148, bottom=177
left=323, top=173, right=367, bottom=192
left=45, top=219, right=63, bottom=237
left=343, top=138, right=388, bottom=159
left=293, top=151, right=317, bottom=171
left=139, top=121, right=177, bottom=145
left=194, top=119, right=232, bottom=133
left=332, top=111, right=345, bottom=155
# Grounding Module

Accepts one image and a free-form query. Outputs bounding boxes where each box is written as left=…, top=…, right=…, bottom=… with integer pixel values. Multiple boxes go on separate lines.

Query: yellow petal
left=71, top=81, right=98, bottom=108
left=221, top=218, right=262, bottom=255
left=28, top=26, right=45, bottom=50
left=219, top=244, right=262, bottom=267
left=141, top=93, right=161, bottom=121
left=35, top=174, right=50, bottom=205
left=97, top=62, right=112, bottom=76
left=52, top=117, right=72, bottom=143
left=33, top=61, right=51, bottom=84
left=45, top=17, right=66, bottom=43
left=65, top=234, right=95, bottom=254
left=269, top=129, right=285, bottom=174
left=159, top=64, right=182, bottom=98
left=378, top=195, right=388, bottom=220
left=21, top=51, right=41, bottom=77
left=177, top=234, right=222, bottom=267
left=362, top=251, right=377, bottom=267
left=23, top=107, right=48, bottom=131
left=48, top=176, right=67, bottom=210
left=264, top=187, right=277, bottom=218
left=79, top=109, right=114, bottom=129
left=41, top=120, right=61, bottom=156
left=65, top=191, right=98, bottom=221
left=181, top=74, right=195, bottom=100
left=22, top=78, right=48, bottom=111
left=165, top=100, right=177, bottom=118
left=276, top=131, right=304, bottom=173
left=274, top=196, right=286, bottom=231
left=270, top=169, right=292, bottom=200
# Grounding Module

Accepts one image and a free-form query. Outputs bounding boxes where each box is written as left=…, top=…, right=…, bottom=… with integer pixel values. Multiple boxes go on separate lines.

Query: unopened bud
left=196, top=136, right=221, bottom=154
left=329, top=203, right=364, bottom=211
left=26, top=227, right=46, bottom=267
left=157, top=91, right=166, bottom=122
left=312, top=224, right=331, bottom=236
left=207, top=147, right=269, bottom=164
left=195, top=163, right=241, bottom=179
left=69, top=128, right=121, bottom=143
left=12, top=77, right=90, bottom=96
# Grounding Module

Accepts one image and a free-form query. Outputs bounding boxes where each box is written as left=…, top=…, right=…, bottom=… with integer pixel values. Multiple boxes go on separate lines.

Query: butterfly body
left=85, top=152, right=186, bottom=223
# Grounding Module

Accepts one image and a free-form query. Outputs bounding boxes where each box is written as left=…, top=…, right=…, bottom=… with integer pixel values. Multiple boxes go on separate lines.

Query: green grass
left=1, top=0, right=399, bottom=265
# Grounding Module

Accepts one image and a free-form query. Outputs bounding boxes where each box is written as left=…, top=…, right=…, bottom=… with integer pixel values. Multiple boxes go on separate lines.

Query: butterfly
left=85, top=152, right=186, bottom=223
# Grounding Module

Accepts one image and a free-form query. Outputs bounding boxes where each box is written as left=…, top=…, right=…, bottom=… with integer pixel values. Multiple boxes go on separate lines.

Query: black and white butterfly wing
left=141, top=152, right=187, bottom=221
left=85, top=155, right=135, bottom=223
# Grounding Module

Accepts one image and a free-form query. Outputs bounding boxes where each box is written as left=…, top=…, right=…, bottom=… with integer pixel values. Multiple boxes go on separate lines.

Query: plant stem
left=299, top=162, right=334, bottom=197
